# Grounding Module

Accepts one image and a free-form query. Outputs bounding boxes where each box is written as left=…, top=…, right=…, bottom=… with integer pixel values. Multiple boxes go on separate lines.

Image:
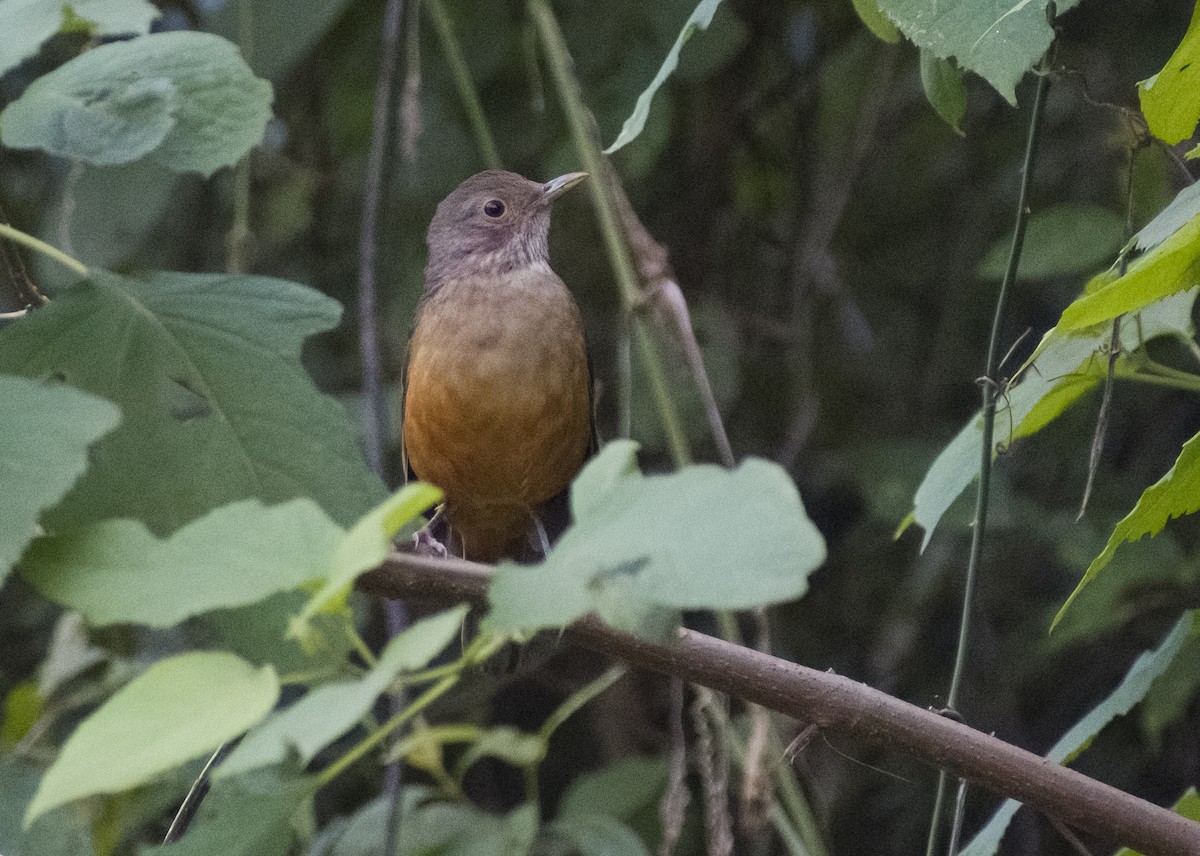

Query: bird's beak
left=543, top=172, right=588, bottom=201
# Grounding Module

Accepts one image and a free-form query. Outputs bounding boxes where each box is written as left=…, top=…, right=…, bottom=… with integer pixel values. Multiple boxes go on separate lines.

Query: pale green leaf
left=547, top=814, right=650, bottom=856
left=960, top=615, right=1191, bottom=856
left=199, top=0, right=354, bottom=81
left=920, top=51, right=966, bottom=134
left=219, top=607, right=467, bottom=777
left=455, top=727, right=546, bottom=778
left=39, top=161, right=178, bottom=273
left=20, top=499, right=342, bottom=628
left=0, top=0, right=159, bottom=78
left=289, top=482, right=442, bottom=638
left=852, top=0, right=901, bottom=43
left=1138, top=3, right=1200, bottom=145
left=488, top=441, right=824, bottom=636
left=0, top=757, right=92, bottom=856
left=1135, top=180, right=1200, bottom=252
left=1055, top=430, right=1200, bottom=626
left=560, top=756, right=668, bottom=821
left=605, top=0, right=723, bottom=153
left=877, top=0, right=1079, bottom=104
left=911, top=289, right=1198, bottom=548
left=0, top=270, right=384, bottom=534
left=977, top=204, right=1125, bottom=280
left=0, top=376, right=119, bottom=584
left=309, top=790, right=537, bottom=856
left=1140, top=633, right=1200, bottom=747
left=1, top=32, right=272, bottom=176
left=143, top=765, right=312, bottom=856
left=25, top=652, right=279, bottom=824
left=1059, top=214, right=1200, bottom=331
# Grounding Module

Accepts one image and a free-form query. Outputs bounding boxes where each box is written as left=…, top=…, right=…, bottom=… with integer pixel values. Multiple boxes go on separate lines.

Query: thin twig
left=925, top=24, right=1056, bottom=855
left=659, top=677, right=689, bottom=856
left=425, top=0, right=502, bottom=169
left=693, top=688, right=735, bottom=856
left=605, top=166, right=735, bottom=466
left=528, top=0, right=691, bottom=467
left=357, top=0, right=406, bottom=480
left=360, top=4, right=411, bottom=853
left=1050, top=816, right=1097, bottom=856
left=163, top=740, right=238, bottom=843
left=1078, top=144, right=1138, bottom=519
left=0, top=223, right=88, bottom=277
left=0, top=203, right=46, bottom=308
left=399, top=0, right=423, bottom=162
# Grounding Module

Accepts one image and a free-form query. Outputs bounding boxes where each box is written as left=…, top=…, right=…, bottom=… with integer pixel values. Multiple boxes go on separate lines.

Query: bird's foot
left=412, top=528, right=449, bottom=558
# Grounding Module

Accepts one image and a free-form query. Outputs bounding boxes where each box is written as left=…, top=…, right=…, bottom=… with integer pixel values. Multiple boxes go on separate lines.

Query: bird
left=403, top=169, right=593, bottom=562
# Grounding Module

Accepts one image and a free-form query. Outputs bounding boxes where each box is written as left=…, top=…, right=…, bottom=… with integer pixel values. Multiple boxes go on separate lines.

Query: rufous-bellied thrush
left=403, top=170, right=592, bottom=561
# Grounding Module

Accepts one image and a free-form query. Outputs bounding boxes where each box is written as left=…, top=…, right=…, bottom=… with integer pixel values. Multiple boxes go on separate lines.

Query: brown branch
left=359, top=553, right=1200, bottom=856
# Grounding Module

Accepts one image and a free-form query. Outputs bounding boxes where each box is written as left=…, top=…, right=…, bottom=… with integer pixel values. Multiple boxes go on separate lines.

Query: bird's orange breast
left=403, top=267, right=590, bottom=560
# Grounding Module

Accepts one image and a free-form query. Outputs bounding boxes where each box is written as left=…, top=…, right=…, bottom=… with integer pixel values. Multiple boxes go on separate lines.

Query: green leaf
left=219, top=606, right=467, bottom=777
left=852, top=0, right=901, bottom=43
left=1140, top=632, right=1200, bottom=747
left=0, top=376, right=119, bottom=585
left=310, top=790, right=537, bottom=856
left=960, top=615, right=1191, bottom=856
left=1115, top=788, right=1200, bottom=856
left=20, top=499, right=342, bottom=628
left=142, top=765, right=312, bottom=856
left=199, top=0, right=354, bottom=81
left=25, top=651, right=279, bottom=825
left=547, top=814, right=650, bottom=856
left=192, top=589, right=354, bottom=677
left=1, top=32, right=272, bottom=176
left=1134, top=181, right=1200, bottom=252
left=1059, top=213, right=1200, bottom=331
left=487, top=441, right=825, bottom=637
left=0, top=757, right=92, bottom=856
left=559, top=756, right=668, bottom=821
left=910, top=289, right=1198, bottom=547
left=289, top=482, right=442, bottom=640
left=1138, top=3, right=1200, bottom=145
left=455, top=727, right=546, bottom=778
left=1055, top=430, right=1200, bottom=626
left=0, top=0, right=159, bottom=79
left=877, top=0, right=1078, bottom=104
left=604, top=0, right=723, bottom=154
left=919, top=52, right=966, bottom=134
left=0, top=270, right=385, bottom=533
left=976, top=204, right=1125, bottom=280
left=38, top=161, right=178, bottom=274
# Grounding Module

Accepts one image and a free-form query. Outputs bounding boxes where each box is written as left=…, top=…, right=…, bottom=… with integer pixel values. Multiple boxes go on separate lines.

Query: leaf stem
left=425, top=0, right=503, bottom=170
left=316, top=674, right=458, bottom=786
left=0, top=224, right=88, bottom=277
left=1115, top=362, right=1200, bottom=393
left=925, top=37, right=1055, bottom=856
left=528, top=0, right=692, bottom=467
left=538, top=663, right=626, bottom=743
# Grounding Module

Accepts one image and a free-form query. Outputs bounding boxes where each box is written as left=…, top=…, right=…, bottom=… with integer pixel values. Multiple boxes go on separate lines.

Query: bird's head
left=424, top=169, right=587, bottom=289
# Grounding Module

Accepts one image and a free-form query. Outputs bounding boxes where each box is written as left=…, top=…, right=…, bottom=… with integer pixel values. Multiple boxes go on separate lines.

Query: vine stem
left=528, top=0, right=691, bottom=467
left=0, top=224, right=88, bottom=277
left=356, top=0, right=405, bottom=479
left=316, top=675, right=459, bottom=787
left=925, top=36, right=1055, bottom=856
left=425, top=0, right=503, bottom=169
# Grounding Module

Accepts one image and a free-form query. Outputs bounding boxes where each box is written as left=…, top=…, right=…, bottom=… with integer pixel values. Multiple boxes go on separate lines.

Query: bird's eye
left=483, top=199, right=506, bottom=218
